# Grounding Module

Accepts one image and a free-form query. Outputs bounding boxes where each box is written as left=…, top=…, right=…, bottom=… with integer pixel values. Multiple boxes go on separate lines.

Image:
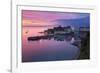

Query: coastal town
left=28, top=25, right=89, bottom=43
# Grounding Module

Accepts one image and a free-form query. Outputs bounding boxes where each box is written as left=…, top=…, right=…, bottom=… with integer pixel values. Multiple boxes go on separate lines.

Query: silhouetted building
left=44, top=26, right=72, bottom=35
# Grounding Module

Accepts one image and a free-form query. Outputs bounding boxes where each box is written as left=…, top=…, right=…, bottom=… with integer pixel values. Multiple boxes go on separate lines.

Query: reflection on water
left=22, top=27, right=80, bottom=62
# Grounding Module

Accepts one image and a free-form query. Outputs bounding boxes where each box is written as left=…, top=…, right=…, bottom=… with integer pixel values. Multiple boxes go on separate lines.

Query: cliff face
left=78, top=31, right=90, bottom=59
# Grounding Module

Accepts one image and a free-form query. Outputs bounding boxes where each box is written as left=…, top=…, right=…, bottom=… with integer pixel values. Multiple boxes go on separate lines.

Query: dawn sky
left=22, top=10, right=89, bottom=27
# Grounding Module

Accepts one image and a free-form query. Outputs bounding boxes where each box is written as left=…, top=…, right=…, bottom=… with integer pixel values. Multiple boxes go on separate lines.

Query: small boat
left=25, top=30, right=29, bottom=34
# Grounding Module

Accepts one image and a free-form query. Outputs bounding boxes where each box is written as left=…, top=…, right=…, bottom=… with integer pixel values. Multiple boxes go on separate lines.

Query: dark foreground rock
left=78, top=31, right=90, bottom=59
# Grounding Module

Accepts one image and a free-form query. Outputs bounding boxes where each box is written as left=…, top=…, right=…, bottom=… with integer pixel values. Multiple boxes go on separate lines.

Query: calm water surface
left=22, top=27, right=80, bottom=62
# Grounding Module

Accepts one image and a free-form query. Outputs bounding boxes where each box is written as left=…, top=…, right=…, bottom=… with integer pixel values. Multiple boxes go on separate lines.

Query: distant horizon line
left=23, top=25, right=58, bottom=27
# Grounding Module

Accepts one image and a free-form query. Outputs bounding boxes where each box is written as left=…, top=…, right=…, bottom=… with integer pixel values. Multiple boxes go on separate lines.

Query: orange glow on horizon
left=22, top=19, right=54, bottom=26
left=22, top=19, right=33, bottom=25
